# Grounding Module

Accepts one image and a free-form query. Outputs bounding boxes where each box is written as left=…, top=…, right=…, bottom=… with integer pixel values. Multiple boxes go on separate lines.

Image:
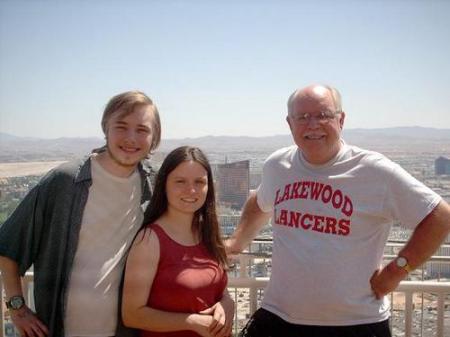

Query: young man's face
left=105, top=105, right=155, bottom=173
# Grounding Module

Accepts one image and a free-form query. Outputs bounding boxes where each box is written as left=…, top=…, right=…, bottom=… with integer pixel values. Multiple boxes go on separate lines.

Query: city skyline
left=1, top=1, right=450, bottom=140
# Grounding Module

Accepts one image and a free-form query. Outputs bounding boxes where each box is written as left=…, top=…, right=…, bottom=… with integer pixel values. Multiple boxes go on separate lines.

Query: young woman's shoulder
left=130, top=226, right=160, bottom=262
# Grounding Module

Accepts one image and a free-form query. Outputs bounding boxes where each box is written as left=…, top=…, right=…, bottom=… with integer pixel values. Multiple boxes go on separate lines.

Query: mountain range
left=1, top=126, right=450, bottom=162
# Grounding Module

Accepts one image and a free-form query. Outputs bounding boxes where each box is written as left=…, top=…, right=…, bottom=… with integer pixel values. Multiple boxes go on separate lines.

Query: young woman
left=122, top=146, right=234, bottom=337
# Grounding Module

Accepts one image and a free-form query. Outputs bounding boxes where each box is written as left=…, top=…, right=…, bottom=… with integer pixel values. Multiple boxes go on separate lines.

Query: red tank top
left=139, top=223, right=228, bottom=337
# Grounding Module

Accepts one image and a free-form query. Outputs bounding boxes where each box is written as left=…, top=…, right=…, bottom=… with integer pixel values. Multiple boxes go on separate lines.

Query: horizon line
left=1, top=125, right=450, bottom=141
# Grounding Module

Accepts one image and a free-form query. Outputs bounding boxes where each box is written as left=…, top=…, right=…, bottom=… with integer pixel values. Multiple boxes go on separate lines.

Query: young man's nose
left=124, top=130, right=138, bottom=142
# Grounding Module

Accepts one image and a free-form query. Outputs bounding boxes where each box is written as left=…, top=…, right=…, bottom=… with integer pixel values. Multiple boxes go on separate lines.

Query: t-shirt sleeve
left=384, top=163, right=442, bottom=229
left=256, top=157, right=275, bottom=213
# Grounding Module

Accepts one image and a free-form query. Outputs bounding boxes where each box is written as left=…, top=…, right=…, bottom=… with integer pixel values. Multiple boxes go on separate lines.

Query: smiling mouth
left=120, top=146, right=140, bottom=153
left=304, top=134, right=326, bottom=140
left=181, top=198, right=198, bottom=203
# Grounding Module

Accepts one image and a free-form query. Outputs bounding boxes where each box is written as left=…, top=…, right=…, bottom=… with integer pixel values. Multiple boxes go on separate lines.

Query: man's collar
left=74, top=156, right=93, bottom=183
left=138, top=159, right=152, bottom=176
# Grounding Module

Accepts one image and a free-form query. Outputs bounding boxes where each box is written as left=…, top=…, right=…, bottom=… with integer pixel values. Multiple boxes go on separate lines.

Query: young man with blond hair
left=0, top=91, right=161, bottom=337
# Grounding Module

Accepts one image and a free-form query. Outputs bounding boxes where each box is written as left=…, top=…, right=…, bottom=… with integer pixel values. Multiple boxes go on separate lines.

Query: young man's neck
left=95, top=152, right=138, bottom=178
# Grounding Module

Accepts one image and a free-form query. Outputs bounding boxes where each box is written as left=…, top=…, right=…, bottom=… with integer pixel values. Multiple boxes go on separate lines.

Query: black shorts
left=239, top=308, right=392, bottom=337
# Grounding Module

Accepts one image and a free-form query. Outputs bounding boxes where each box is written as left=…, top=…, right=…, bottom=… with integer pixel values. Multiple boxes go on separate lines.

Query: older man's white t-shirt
left=257, top=142, right=441, bottom=326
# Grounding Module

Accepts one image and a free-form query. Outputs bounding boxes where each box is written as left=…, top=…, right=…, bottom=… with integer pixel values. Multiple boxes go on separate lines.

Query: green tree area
left=0, top=175, right=41, bottom=225
left=0, top=199, right=20, bottom=224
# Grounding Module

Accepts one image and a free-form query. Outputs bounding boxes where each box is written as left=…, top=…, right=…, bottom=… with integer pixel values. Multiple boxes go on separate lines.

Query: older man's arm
left=226, top=192, right=272, bottom=254
left=371, top=200, right=450, bottom=299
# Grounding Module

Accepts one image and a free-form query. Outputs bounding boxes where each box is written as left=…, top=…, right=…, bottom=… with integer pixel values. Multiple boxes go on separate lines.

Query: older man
left=227, top=84, right=450, bottom=337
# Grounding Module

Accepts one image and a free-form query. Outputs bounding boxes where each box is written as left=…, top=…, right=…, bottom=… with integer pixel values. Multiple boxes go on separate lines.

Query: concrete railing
left=227, top=277, right=450, bottom=337
left=1, top=255, right=450, bottom=337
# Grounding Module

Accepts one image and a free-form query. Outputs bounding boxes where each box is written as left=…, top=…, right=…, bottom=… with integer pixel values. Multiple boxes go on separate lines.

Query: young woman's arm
left=122, top=229, right=216, bottom=337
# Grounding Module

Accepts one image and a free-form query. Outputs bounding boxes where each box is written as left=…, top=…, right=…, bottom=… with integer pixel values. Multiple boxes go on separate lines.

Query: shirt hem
left=261, top=304, right=391, bottom=326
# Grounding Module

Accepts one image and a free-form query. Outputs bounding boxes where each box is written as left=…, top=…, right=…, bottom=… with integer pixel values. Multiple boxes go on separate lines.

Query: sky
left=1, top=0, right=450, bottom=139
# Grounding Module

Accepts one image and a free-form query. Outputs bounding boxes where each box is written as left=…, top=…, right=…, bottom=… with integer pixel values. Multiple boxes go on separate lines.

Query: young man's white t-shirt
left=257, top=142, right=441, bottom=326
left=65, top=155, right=143, bottom=336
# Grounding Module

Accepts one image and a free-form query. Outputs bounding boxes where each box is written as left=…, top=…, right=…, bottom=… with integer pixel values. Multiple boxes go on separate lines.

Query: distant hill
left=160, top=127, right=450, bottom=156
left=343, top=126, right=450, bottom=140
left=0, top=132, right=104, bottom=162
left=1, top=127, right=450, bottom=162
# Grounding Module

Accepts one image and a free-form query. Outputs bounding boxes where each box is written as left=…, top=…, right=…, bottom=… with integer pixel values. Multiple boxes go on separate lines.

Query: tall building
left=216, top=160, right=249, bottom=210
left=435, top=156, right=450, bottom=175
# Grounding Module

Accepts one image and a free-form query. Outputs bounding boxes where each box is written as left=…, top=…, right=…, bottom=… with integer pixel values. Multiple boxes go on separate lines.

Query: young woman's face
left=165, top=160, right=208, bottom=216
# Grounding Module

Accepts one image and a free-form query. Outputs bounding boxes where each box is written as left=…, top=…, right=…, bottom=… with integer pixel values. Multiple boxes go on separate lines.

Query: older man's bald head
left=287, top=84, right=343, bottom=116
